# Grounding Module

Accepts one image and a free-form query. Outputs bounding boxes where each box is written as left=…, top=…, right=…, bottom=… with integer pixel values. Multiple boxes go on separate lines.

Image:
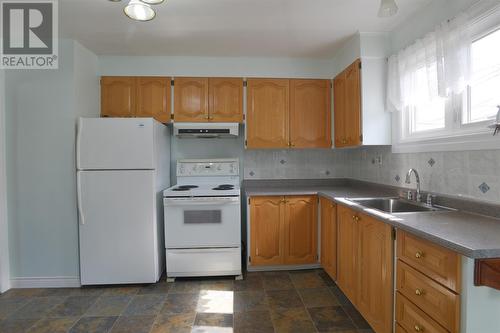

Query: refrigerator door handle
left=77, top=173, right=85, bottom=225
left=76, top=118, right=83, bottom=169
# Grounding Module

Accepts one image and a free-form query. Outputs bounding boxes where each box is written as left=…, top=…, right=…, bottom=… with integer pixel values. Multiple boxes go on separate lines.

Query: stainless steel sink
left=349, top=198, right=449, bottom=213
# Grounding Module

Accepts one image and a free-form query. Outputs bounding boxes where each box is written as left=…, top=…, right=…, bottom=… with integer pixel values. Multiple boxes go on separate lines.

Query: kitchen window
left=391, top=6, right=500, bottom=152
left=463, top=28, right=500, bottom=126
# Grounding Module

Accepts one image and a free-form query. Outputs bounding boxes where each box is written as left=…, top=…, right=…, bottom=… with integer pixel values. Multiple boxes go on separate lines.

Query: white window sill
left=392, top=131, right=500, bottom=153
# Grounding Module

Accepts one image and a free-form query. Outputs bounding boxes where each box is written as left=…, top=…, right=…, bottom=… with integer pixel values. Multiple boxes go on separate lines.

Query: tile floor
left=0, top=269, right=374, bottom=333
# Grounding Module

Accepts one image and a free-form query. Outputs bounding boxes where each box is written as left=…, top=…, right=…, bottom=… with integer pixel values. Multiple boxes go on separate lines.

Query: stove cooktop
left=163, top=183, right=240, bottom=197
left=171, top=185, right=199, bottom=191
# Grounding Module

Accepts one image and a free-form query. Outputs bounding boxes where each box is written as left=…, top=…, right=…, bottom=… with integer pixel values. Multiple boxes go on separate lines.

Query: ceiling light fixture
left=140, top=0, right=165, bottom=4
left=378, top=0, right=398, bottom=17
left=124, top=0, right=156, bottom=21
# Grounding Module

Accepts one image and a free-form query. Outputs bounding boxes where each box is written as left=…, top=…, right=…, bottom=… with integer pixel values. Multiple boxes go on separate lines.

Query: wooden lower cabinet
left=397, top=230, right=461, bottom=293
left=320, top=197, right=337, bottom=280
left=337, top=205, right=393, bottom=333
left=284, top=196, right=318, bottom=265
left=249, top=196, right=284, bottom=266
left=397, top=260, right=460, bottom=332
left=396, top=323, right=408, bottom=333
left=396, top=292, right=448, bottom=333
left=396, top=230, right=461, bottom=333
left=337, top=205, right=359, bottom=301
left=249, top=195, right=318, bottom=267
left=357, top=213, right=394, bottom=333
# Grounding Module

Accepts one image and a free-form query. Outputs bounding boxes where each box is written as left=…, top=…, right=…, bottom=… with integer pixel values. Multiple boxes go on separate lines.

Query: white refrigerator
left=76, top=117, right=170, bottom=285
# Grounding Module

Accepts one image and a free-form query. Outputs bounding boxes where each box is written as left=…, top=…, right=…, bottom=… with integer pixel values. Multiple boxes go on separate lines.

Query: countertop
left=244, top=180, right=500, bottom=259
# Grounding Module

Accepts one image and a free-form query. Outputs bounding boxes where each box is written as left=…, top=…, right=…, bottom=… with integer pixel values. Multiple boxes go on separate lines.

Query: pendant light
left=140, top=0, right=165, bottom=4
left=124, top=0, right=156, bottom=21
left=378, top=0, right=398, bottom=17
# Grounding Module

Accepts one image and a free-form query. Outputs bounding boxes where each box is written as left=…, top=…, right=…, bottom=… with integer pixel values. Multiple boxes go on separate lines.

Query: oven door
left=164, top=196, right=241, bottom=248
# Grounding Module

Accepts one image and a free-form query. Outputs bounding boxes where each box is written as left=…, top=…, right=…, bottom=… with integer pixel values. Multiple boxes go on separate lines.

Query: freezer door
left=78, top=170, right=159, bottom=285
left=77, top=118, right=155, bottom=170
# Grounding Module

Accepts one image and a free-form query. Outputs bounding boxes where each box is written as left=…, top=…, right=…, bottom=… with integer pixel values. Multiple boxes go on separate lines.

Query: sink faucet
left=405, top=168, right=421, bottom=202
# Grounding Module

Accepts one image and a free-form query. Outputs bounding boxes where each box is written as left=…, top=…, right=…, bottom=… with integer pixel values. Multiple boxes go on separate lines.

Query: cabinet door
left=174, top=77, right=209, bottom=122
left=337, top=205, right=358, bottom=301
left=290, top=79, right=331, bottom=148
left=357, top=213, right=393, bottom=333
left=246, top=79, right=289, bottom=149
left=284, top=196, right=318, bottom=265
left=209, top=78, right=243, bottom=123
left=344, top=60, right=362, bottom=146
left=333, top=72, right=347, bottom=147
left=101, top=77, right=136, bottom=118
left=250, top=196, right=284, bottom=266
left=320, top=197, right=337, bottom=280
left=136, top=77, right=171, bottom=123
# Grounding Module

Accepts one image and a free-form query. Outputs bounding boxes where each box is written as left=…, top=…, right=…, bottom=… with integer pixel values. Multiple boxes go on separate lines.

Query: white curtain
left=387, top=13, right=471, bottom=112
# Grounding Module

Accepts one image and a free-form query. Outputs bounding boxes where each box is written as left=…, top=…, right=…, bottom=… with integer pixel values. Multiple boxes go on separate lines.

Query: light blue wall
left=99, top=56, right=335, bottom=78
left=0, top=69, right=9, bottom=292
left=5, top=40, right=99, bottom=280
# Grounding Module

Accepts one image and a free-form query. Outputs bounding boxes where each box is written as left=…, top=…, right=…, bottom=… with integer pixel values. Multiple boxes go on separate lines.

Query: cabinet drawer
left=396, top=292, right=448, bottom=333
left=397, top=230, right=461, bottom=292
left=396, top=323, right=408, bottom=333
left=397, top=260, right=460, bottom=332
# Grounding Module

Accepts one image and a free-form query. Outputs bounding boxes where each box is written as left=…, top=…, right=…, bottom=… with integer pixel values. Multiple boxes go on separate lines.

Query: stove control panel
left=177, top=159, right=239, bottom=177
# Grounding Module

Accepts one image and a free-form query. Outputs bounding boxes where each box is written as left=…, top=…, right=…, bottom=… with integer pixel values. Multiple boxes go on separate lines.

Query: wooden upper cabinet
left=246, top=79, right=290, bottom=149
left=357, top=212, right=394, bottom=333
left=209, top=78, right=243, bottom=123
left=284, top=196, right=318, bottom=265
left=250, top=196, right=284, bottom=266
left=101, top=76, right=171, bottom=123
left=345, top=60, right=362, bottom=146
left=333, top=73, right=347, bottom=147
left=333, top=59, right=362, bottom=147
left=174, top=77, right=209, bottom=122
left=101, top=77, right=136, bottom=118
left=290, top=79, right=331, bottom=148
left=320, top=197, right=337, bottom=280
left=136, top=77, right=171, bottom=123
left=337, top=205, right=359, bottom=301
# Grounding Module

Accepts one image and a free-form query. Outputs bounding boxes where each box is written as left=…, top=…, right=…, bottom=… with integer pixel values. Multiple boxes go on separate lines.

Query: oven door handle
left=164, top=197, right=240, bottom=206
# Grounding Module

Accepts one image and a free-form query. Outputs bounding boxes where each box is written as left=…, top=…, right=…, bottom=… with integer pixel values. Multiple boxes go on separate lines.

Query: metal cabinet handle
left=414, top=325, right=424, bottom=332
left=415, top=289, right=424, bottom=296
left=415, top=251, right=424, bottom=259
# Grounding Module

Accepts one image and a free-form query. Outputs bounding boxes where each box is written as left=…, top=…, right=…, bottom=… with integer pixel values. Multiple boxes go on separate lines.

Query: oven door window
left=184, top=210, right=222, bottom=224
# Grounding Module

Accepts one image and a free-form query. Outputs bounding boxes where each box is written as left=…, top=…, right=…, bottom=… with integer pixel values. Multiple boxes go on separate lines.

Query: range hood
left=173, top=123, right=239, bottom=138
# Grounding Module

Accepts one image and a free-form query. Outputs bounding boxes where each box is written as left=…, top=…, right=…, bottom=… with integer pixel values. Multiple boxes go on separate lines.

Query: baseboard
left=247, top=263, right=321, bottom=272
left=10, top=276, right=81, bottom=288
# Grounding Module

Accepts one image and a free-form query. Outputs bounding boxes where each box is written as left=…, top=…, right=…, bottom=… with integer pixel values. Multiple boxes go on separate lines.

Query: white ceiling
left=60, top=0, right=432, bottom=58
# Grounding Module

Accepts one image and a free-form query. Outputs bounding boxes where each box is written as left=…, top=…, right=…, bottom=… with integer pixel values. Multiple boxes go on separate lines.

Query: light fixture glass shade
left=378, top=0, right=398, bottom=17
left=140, top=0, right=165, bottom=4
left=124, top=0, right=156, bottom=21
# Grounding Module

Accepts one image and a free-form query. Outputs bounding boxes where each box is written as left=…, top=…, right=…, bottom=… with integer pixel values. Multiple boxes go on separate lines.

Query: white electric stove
left=163, top=159, right=242, bottom=281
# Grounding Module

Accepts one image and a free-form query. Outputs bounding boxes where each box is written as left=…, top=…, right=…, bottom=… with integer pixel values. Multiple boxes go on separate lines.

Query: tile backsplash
left=341, top=146, right=500, bottom=204
left=244, top=149, right=342, bottom=180
left=243, top=146, right=500, bottom=204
